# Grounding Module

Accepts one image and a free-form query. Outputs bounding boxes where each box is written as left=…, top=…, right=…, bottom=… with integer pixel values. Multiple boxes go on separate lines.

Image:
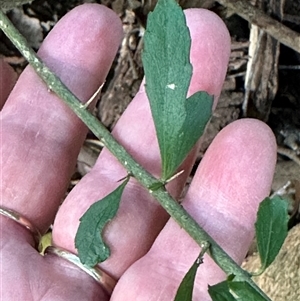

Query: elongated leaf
left=255, top=196, right=288, bottom=273
left=174, top=254, right=202, bottom=301
left=142, top=0, right=213, bottom=181
left=209, top=279, right=271, bottom=301
left=228, top=281, right=267, bottom=301
left=208, top=281, right=236, bottom=301
left=75, top=178, right=129, bottom=267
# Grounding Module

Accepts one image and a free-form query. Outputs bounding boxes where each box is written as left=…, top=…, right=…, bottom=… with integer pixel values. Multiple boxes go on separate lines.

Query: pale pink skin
left=0, top=59, right=17, bottom=110
left=0, top=4, right=277, bottom=301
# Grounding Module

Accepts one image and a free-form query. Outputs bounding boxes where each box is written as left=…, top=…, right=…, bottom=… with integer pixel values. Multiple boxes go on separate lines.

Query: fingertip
left=39, top=4, right=123, bottom=76
left=185, top=9, right=231, bottom=106
left=37, top=3, right=123, bottom=101
left=184, top=118, right=277, bottom=262
left=192, top=118, right=277, bottom=219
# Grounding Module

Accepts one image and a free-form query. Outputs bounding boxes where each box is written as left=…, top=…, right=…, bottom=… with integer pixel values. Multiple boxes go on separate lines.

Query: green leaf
left=209, top=279, right=271, bottom=301
left=75, top=178, right=129, bottom=267
left=228, top=281, right=267, bottom=301
left=255, top=196, right=289, bottom=273
left=142, top=0, right=213, bottom=181
left=174, top=253, right=203, bottom=301
left=208, top=281, right=236, bottom=301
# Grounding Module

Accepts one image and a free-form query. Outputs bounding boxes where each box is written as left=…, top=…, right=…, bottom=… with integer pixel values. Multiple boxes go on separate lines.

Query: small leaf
left=255, top=196, right=289, bottom=273
left=142, top=0, right=213, bottom=181
left=209, top=279, right=271, bottom=301
left=174, top=253, right=203, bottom=301
left=228, top=281, right=267, bottom=301
left=174, top=242, right=210, bottom=301
left=75, top=178, right=129, bottom=267
left=208, top=281, right=236, bottom=301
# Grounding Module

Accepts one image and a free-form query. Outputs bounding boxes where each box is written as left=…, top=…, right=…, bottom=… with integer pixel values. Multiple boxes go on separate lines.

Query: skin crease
left=0, top=4, right=277, bottom=301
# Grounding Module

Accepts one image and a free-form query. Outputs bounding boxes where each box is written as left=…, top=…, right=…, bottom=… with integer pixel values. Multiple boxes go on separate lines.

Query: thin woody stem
left=217, top=0, right=300, bottom=54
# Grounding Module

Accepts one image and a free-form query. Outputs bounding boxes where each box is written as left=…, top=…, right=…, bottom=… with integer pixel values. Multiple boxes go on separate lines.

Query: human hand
left=0, top=4, right=277, bottom=301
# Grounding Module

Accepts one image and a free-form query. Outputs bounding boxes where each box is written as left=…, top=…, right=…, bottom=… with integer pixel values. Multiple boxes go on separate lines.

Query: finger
left=0, top=59, right=17, bottom=110
left=1, top=217, right=107, bottom=301
left=0, top=4, right=123, bottom=233
left=53, top=7, right=231, bottom=280
left=112, top=119, right=277, bottom=300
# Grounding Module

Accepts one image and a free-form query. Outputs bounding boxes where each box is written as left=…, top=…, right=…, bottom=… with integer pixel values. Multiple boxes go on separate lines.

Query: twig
left=0, top=9, right=271, bottom=300
left=277, top=146, right=300, bottom=167
left=279, top=65, right=300, bottom=70
left=217, top=0, right=300, bottom=54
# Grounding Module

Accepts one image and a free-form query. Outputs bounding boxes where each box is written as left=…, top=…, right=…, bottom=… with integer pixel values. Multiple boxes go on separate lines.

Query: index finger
left=0, top=4, right=123, bottom=234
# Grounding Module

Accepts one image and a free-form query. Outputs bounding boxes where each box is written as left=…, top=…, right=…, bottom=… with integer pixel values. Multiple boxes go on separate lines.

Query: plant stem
left=0, top=10, right=271, bottom=300
left=216, top=0, right=300, bottom=54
